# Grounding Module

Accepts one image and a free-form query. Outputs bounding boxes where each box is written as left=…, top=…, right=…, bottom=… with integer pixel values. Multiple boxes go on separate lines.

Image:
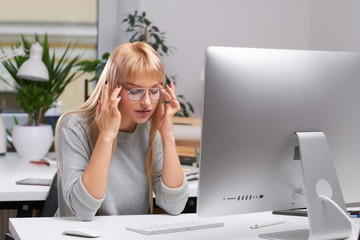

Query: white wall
left=309, top=0, right=360, bottom=51
left=98, top=0, right=140, bottom=57
left=98, top=0, right=122, bottom=58
left=138, top=0, right=311, bottom=117
left=99, top=0, right=312, bottom=117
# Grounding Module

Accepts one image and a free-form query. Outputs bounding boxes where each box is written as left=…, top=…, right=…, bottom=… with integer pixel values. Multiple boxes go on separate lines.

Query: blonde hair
left=55, top=42, right=165, bottom=213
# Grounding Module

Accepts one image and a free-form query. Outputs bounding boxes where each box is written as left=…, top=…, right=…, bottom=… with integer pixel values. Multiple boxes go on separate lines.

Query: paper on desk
left=30, top=158, right=57, bottom=167
left=182, top=165, right=199, bottom=181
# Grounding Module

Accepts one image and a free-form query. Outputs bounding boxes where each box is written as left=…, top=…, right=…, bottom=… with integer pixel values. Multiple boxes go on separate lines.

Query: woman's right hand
left=95, top=80, right=122, bottom=141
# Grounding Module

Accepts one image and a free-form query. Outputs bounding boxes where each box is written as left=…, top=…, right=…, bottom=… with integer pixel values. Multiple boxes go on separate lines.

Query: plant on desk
left=0, top=33, right=81, bottom=158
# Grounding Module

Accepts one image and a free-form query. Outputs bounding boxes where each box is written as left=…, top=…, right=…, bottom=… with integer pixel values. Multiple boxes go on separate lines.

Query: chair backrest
left=41, top=172, right=58, bottom=217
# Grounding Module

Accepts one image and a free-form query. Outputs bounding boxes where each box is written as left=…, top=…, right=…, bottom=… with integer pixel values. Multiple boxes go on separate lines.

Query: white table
left=9, top=211, right=360, bottom=240
left=187, top=180, right=198, bottom=198
left=0, top=153, right=198, bottom=199
left=0, top=153, right=57, bottom=216
left=0, top=152, right=198, bottom=216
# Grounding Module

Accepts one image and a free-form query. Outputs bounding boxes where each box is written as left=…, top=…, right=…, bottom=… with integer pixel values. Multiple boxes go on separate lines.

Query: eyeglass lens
left=128, top=88, right=161, bottom=101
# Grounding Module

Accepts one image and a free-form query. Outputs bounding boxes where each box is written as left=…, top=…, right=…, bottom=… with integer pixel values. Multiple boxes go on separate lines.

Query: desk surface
left=0, top=153, right=198, bottom=201
left=9, top=212, right=360, bottom=240
left=0, top=153, right=57, bottom=202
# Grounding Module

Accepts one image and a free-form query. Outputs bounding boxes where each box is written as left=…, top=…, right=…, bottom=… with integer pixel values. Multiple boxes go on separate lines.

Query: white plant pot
left=12, top=125, right=54, bottom=159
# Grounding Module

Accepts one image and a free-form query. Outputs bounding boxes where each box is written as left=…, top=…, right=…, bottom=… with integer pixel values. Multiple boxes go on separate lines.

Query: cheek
left=118, top=98, right=129, bottom=112
left=151, top=101, right=160, bottom=113
left=118, top=94, right=136, bottom=113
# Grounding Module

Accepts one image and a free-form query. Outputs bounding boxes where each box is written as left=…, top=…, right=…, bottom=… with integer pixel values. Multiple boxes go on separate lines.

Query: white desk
left=0, top=153, right=198, bottom=198
left=0, top=153, right=57, bottom=216
left=187, top=180, right=198, bottom=197
left=0, top=152, right=198, bottom=216
left=9, top=212, right=360, bottom=240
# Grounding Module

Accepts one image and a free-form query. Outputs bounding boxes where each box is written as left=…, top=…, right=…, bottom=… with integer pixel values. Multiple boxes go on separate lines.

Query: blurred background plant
left=0, top=33, right=82, bottom=125
left=77, top=10, right=194, bottom=117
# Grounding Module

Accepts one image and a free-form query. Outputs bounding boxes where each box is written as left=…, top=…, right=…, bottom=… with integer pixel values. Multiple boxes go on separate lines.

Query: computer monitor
left=197, top=47, right=360, bottom=239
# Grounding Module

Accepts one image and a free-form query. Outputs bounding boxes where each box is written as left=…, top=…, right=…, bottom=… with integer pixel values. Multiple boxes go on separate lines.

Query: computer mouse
left=63, top=227, right=101, bottom=238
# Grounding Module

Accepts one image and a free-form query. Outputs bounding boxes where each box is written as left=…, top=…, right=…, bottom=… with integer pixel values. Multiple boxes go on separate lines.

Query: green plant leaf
left=13, top=115, right=19, bottom=125
left=0, top=33, right=82, bottom=125
left=187, top=103, right=195, bottom=113
left=144, top=19, right=151, bottom=26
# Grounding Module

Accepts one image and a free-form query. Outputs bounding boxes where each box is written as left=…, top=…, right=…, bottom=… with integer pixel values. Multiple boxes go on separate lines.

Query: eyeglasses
left=124, top=87, right=162, bottom=101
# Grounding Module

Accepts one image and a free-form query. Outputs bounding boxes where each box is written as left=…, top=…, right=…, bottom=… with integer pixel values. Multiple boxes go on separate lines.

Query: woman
left=55, top=42, right=189, bottom=221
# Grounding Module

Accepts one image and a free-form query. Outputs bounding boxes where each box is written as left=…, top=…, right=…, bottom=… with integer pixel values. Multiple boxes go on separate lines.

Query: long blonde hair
left=55, top=42, right=165, bottom=213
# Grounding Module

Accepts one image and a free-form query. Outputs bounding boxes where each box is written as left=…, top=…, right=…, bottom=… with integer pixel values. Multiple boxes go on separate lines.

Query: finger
left=166, top=84, right=177, bottom=100
left=171, top=98, right=180, bottom=109
left=102, top=80, right=109, bottom=105
left=166, top=101, right=180, bottom=115
left=111, top=95, right=121, bottom=109
left=160, top=88, right=172, bottom=102
left=110, top=84, right=122, bottom=102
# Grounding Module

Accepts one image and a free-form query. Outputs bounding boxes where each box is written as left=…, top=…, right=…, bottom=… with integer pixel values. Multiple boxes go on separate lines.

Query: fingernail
left=105, top=80, right=108, bottom=85
left=118, top=95, right=121, bottom=99
left=118, top=84, right=121, bottom=88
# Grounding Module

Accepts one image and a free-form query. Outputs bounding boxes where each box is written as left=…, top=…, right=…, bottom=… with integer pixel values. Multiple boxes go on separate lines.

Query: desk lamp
left=1, top=42, right=49, bottom=81
left=0, top=42, right=50, bottom=155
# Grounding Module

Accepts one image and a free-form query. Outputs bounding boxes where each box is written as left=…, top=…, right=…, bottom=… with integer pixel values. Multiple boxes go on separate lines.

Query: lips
left=135, top=109, right=151, bottom=116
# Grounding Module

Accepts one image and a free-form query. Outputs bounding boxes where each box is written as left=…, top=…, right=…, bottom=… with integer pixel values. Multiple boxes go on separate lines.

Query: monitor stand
left=260, top=132, right=352, bottom=240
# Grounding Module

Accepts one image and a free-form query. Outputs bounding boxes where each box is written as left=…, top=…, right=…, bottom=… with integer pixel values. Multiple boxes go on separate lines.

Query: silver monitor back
left=197, top=47, right=360, bottom=218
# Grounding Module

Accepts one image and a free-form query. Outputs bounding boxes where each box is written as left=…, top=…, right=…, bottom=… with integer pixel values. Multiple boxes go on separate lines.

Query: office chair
left=41, top=173, right=58, bottom=217
left=5, top=173, right=58, bottom=240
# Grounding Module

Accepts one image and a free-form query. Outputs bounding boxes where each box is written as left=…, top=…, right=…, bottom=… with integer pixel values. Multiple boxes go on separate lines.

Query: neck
left=119, top=118, right=137, bottom=133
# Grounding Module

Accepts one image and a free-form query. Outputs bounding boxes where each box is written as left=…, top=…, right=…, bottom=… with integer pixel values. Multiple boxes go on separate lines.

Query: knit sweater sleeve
left=57, top=114, right=104, bottom=221
left=153, top=134, right=189, bottom=215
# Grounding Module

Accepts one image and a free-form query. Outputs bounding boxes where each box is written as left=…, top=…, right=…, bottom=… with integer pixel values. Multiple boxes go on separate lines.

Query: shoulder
left=58, top=112, right=91, bottom=133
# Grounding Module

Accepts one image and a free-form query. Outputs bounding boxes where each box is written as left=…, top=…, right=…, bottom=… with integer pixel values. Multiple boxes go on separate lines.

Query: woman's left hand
left=158, top=82, right=180, bottom=137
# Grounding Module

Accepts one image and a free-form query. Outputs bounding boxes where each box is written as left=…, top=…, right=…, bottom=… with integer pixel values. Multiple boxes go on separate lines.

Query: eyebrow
left=124, top=82, right=162, bottom=88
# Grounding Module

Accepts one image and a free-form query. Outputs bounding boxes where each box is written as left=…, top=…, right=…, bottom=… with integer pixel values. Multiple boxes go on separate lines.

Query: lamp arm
left=0, top=46, right=26, bottom=63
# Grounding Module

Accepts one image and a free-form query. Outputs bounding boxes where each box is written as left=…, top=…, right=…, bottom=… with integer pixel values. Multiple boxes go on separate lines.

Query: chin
left=133, top=115, right=152, bottom=124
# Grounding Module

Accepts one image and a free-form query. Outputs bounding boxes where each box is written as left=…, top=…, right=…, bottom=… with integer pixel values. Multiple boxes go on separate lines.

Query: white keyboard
left=126, top=220, right=224, bottom=235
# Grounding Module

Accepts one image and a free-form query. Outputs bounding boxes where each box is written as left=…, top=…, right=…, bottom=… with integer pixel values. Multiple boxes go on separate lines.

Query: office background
left=1, top=0, right=360, bottom=117
left=1, top=0, right=360, bottom=238
left=98, top=0, right=360, bottom=118
left=0, top=0, right=97, bottom=116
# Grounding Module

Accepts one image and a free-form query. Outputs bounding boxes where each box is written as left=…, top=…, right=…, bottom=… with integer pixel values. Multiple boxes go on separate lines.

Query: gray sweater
left=57, top=113, right=189, bottom=220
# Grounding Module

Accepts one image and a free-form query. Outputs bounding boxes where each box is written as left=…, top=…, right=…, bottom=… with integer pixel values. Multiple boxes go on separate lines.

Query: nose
left=140, top=91, right=151, bottom=107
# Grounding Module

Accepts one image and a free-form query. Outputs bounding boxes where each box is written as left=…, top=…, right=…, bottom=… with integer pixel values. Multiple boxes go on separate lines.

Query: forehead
left=125, top=72, right=162, bottom=88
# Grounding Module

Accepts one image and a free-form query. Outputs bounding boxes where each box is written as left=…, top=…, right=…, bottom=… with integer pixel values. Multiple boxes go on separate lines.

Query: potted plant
left=0, top=33, right=81, bottom=158
left=77, top=10, right=194, bottom=117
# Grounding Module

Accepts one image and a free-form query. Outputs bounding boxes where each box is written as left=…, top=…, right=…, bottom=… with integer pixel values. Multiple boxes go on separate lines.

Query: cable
left=318, top=195, right=359, bottom=238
